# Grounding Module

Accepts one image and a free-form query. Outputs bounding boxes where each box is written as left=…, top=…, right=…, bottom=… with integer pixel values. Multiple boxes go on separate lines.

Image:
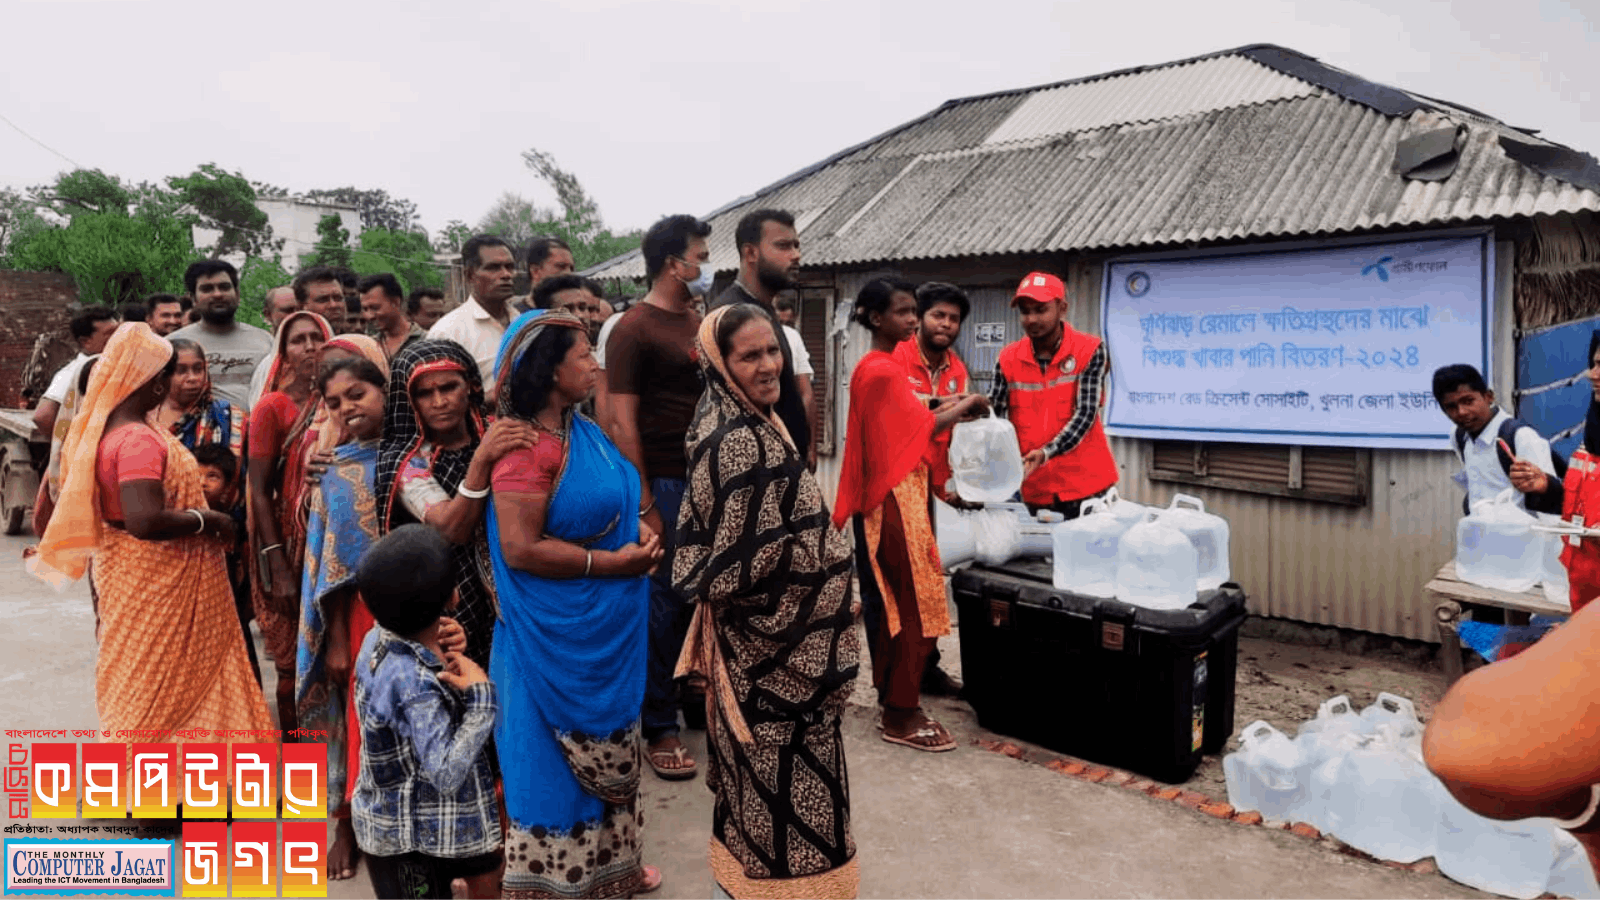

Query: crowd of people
left=25, top=208, right=1127, bottom=899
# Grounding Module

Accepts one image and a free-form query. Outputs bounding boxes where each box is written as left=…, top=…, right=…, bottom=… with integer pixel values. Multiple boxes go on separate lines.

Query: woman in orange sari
left=833, top=278, right=987, bottom=752
left=29, top=322, right=271, bottom=747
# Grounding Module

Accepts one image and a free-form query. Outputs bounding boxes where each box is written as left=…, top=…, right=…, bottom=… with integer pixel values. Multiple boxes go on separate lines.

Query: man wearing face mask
left=710, top=208, right=815, bottom=471
left=603, top=214, right=712, bottom=782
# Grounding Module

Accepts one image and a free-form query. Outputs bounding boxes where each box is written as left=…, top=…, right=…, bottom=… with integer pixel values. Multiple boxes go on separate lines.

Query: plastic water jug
left=1293, top=696, right=1364, bottom=831
left=1357, top=692, right=1423, bottom=755
left=972, top=508, right=1023, bottom=566
left=1223, top=721, right=1305, bottom=820
left=1101, top=487, right=1154, bottom=534
left=1161, top=493, right=1232, bottom=592
left=933, top=498, right=976, bottom=570
left=1016, top=512, right=1056, bottom=559
left=1321, top=731, right=1438, bottom=863
left=948, top=411, right=1024, bottom=504
left=1548, top=829, right=1600, bottom=899
left=989, top=502, right=1053, bottom=558
left=1540, top=526, right=1571, bottom=610
left=1114, top=510, right=1199, bottom=611
left=1051, top=497, right=1124, bottom=598
left=1456, top=488, right=1544, bottom=593
left=1434, top=783, right=1557, bottom=900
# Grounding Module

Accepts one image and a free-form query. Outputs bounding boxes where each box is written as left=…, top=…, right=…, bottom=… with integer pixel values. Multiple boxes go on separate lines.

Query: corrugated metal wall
left=1079, top=241, right=1513, bottom=642
left=812, top=237, right=1519, bottom=642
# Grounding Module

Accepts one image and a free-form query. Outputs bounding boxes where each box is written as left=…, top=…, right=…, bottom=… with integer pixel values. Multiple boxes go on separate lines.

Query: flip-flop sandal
left=882, top=721, right=957, bottom=753
left=638, top=865, right=663, bottom=894
left=646, top=742, right=698, bottom=780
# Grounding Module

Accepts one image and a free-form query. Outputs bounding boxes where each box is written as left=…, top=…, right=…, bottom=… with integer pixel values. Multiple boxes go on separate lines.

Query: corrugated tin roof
left=984, top=54, right=1320, bottom=143
left=586, top=44, right=1600, bottom=280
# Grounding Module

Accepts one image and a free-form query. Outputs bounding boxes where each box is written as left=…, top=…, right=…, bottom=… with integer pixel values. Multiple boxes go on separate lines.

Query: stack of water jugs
left=1050, top=490, right=1231, bottom=611
left=1456, top=487, right=1570, bottom=609
left=1223, top=694, right=1600, bottom=899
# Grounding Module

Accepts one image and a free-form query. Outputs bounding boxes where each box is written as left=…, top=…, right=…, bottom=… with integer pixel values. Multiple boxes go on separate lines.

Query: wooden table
left=1426, top=560, right=1570, bottom=684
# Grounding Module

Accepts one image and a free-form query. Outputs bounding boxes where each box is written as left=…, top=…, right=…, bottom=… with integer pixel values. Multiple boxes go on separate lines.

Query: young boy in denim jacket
left=351, top=524, right=502, bottom=898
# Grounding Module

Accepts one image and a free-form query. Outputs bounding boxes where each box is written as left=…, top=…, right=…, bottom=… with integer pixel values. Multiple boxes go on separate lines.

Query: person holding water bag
left=1432, top=364, right=1562, bottom=515
left=1499, top=336, right=1600, bottom=612
left=987, top=272, right=1118, bottom=519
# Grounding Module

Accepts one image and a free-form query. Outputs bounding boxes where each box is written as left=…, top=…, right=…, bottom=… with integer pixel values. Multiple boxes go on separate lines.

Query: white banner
left=1102, top=231, right=1492, bottom=450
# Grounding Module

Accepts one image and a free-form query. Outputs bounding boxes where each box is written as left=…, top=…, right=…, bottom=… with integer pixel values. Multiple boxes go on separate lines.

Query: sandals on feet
left=645, top=737, right=698, bottom=780
left=881, top=714, right=957, bottom=753
left=638, top=864, right=663, bottom=894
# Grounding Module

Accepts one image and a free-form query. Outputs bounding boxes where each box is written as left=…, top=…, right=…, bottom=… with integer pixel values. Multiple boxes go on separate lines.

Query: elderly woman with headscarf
left=375, top=339, right=535, bottom=670
left=673, top=303, right=861, bottom=900
left=29, top=322, right=271, bottom=754
left=1511, top=330, right=1600, bottom=611
left=249, top=310, right=332, bottom=730
left=485, top=309, right=662, bottom=898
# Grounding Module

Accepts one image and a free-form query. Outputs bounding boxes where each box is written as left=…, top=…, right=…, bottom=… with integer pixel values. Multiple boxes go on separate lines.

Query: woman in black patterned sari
left=673, top=303, right=860, bottom=900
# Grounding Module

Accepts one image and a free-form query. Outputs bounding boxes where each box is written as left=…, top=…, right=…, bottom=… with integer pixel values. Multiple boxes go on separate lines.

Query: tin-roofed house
left=585, top=44, right=1600, bottom=642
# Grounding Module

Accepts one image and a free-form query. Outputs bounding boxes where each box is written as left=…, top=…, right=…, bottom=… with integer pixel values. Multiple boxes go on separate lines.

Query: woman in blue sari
left=294, top=357, right=389, bottom=882
left=487, top=309, right=663, bottom=899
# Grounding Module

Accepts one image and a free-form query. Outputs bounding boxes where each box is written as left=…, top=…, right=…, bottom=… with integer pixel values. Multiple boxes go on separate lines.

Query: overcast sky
left=3, top=0, right=1596, bottom=240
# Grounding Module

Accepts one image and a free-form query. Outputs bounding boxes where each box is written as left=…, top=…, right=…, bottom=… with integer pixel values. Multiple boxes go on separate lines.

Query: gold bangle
left=584, top=550, right=594, bottom=578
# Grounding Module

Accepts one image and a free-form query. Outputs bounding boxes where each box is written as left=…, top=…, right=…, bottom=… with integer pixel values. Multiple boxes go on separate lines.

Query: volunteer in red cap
left=988, top=271, right=1119, bottom=517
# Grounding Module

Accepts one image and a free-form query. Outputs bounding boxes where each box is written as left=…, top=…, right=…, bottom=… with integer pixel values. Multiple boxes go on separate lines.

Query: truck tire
left=1, top=454, right=29, bottom=535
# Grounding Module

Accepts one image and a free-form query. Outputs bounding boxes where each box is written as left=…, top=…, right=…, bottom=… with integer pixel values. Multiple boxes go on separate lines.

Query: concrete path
left=0, top=532, right=1489, bottom=898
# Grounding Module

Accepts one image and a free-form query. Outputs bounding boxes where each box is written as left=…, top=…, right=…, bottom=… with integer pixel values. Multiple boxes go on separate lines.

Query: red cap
left=1012, top=271, right=1066, bottom=306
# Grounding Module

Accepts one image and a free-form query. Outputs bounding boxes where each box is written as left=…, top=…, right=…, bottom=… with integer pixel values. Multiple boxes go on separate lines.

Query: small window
left=1148, top=441, right=1370, bottom=506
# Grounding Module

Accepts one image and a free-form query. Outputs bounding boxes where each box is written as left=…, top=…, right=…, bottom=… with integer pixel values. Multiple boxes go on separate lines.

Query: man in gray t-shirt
left=168, top=260, right=274, bottom=412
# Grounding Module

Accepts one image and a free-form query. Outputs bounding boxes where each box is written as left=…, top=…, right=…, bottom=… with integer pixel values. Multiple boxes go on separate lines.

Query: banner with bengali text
left=1101, top=231, right=1492, bottom=450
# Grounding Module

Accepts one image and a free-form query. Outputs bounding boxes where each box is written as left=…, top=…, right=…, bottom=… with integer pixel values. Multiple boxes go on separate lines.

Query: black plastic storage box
left=951, top=558, right=1246, bottom=784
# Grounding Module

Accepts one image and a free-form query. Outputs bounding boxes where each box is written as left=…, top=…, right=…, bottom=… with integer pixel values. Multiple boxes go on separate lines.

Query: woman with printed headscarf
left=29, top=322, right=271, bottom=755
left=674, top=303, right=861, bottom=900
left=375, top=339, right=535, bottom=669
left=248, top=310, right=331, bottom=731
left=159, top=337, right=256, bottom=681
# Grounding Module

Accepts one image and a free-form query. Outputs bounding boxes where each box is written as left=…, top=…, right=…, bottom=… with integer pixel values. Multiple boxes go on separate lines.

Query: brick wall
left=0, top=272, right=78, bottom=410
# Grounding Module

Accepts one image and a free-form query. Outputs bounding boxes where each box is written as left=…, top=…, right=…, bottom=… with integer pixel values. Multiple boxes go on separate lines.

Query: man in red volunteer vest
left=989, top=271, right=1119, bottom=518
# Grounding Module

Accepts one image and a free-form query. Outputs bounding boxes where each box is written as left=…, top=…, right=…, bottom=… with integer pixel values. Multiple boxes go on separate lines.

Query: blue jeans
left=642, top=477, right=691, bottom=740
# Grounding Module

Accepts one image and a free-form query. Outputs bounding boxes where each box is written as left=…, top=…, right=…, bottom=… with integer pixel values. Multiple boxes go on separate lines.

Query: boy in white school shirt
left=1433, top=363, right=1563, bottom=515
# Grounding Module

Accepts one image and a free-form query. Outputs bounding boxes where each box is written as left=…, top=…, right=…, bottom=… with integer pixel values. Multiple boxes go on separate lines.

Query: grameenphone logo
left=1361, top=256, right=1394, bottom=282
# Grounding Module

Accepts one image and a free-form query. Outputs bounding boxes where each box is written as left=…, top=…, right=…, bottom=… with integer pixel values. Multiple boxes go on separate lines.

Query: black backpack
left=1452, top=416, right=1568, bottom=514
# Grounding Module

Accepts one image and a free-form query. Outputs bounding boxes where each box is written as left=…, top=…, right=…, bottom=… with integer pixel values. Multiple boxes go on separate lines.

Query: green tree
left=40, top=169, right=131, bottom=214
left=167, top=163, right=279, bottom=260
left=236, top=255, right=293, bottom=329
left=474, top=192, right=554, bottom=250
left=520, top=149, right=602, bottom=235
left=301, top=213, right=353, bottom=269
left=470, top=147, right=643, bottom=270
left=0, top=188, right=48, bottom=259
left=433, top=219, right=474, bottom=255
left=352, top=228, right=444, bottom=292
left=5, top=210, right=195, bottom=304
left=304, top=187, right=420, bottom=234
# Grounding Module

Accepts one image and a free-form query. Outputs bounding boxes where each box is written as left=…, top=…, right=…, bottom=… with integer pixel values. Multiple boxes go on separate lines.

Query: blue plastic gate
left=1516, top=314, right=1600, bottom=460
